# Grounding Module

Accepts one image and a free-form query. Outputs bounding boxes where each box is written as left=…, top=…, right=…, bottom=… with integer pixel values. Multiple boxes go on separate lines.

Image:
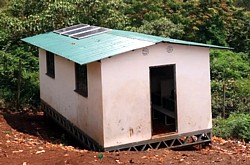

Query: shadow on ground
left=1, top=108, right=82, bottom=148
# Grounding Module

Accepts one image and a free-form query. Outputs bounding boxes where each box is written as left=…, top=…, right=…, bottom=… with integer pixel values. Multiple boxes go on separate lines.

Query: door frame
left=149, top=64, right=178, bottom=136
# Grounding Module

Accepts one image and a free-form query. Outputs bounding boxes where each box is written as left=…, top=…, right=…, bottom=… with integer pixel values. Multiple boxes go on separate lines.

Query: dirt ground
left=0, top=108, right=249, bottom=165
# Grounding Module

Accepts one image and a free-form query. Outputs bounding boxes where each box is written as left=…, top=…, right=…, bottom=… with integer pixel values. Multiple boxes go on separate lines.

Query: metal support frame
left=41, top=100, right=104, bottom=151
left=105, top=130, right=211, bottom=152
left=41, top=100, right=212, bottom=152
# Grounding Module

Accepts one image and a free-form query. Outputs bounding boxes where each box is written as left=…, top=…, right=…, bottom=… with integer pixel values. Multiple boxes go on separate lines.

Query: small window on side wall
left=46, top=51, right=55, bottom=78
left=75, top=63, right=88, bottom=97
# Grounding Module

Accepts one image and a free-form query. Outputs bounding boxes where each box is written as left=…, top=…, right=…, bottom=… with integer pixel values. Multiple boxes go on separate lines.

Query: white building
left=22, top=24, right=227, bottom=151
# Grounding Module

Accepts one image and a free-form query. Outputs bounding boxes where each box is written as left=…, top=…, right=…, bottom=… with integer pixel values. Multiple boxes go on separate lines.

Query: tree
left=0, top=0, right=8, bottom=8
left=0, top=0, right=249, bottom=111
left=210, top=50, right=250, bottom=117
left=127, top=17, right=184, bottom=38
left=234, top=0, right=250, bottom=10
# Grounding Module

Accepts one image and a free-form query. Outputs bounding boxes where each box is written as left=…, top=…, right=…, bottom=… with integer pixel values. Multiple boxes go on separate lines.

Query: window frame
left=46, top=51, right=55, bottom=78
left=74, top=63, right=88, bottom=97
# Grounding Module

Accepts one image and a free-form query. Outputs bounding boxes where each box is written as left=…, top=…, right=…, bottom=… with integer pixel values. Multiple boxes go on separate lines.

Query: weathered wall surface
left=39, top=42, right=212, bottom=149
left=101, top=43, right=212, bottom=147
left=39, top=49, right=104, bottom=145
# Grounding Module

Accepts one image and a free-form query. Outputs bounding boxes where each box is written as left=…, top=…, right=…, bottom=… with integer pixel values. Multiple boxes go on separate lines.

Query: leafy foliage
left=0, top=48, right=39, bottom=107
left=210, top=50, right=250, bottom=80
left=0, top=0, right=249, bottom=119
left=210, top=50, right=250, bottom=117
left=213, top=113, right=250, bottom=141
left=127, top=17, right=184, bottom=38
left=233, top=0, right=250, bottom=10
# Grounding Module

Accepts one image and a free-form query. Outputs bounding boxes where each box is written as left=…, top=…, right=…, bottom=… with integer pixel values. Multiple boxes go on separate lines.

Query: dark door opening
left=150, top=65, right=177, bottom=136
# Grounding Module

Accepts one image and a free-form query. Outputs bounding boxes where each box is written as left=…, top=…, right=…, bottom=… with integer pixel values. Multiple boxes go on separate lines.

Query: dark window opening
left=46, top=51, right=55, bottom=78
left=75, top=63, right=88, bottom=97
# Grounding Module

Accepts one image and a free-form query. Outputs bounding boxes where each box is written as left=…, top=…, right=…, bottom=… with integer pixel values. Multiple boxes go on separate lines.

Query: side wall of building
left=101, top=43, right=212, bottom=148
left=39, top=49, right=104, bottom=145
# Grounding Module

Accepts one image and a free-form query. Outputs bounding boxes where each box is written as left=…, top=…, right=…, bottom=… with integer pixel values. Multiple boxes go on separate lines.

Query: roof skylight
left=54, top=24, right=111, bottom=39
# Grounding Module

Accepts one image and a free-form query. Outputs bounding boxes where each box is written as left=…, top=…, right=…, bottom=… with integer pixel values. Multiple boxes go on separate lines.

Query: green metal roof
left=22, top=28, right=230, bottom=65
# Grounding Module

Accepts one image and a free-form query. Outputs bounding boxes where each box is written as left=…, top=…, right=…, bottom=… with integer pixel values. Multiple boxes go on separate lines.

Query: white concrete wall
left=39, top=49, right=104, bottom=145
left=101, top=43, right=212, bottom=147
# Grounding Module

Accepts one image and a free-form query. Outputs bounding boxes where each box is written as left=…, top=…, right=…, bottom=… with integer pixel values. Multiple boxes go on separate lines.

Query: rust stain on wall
left=129, top=128, right=134, bottom=137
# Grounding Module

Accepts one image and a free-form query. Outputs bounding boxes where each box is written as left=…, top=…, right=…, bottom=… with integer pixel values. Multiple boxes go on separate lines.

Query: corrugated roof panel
left=109, top=30, right=231, bottom=49
left=108, top=30, right=165, bottom=43
left=22, top=32, right=155, bottom=65
left=22, top=25, right=231, bottom=65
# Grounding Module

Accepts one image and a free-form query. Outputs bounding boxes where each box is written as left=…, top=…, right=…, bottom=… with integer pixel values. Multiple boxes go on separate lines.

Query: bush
left=213, top=113, right=250, bottom=142
left=210, top=50, right=250, bottom=117
left=0, top=49, right=40, bottom=109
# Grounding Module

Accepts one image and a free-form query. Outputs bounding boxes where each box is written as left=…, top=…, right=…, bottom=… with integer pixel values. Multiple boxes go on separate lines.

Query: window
left=46, top=51, right=55, bottom=78
left=75, top=63, right=88, bottom=97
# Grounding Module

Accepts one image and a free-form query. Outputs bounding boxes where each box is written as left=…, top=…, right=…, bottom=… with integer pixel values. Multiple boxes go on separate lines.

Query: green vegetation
left=0, top=0, right=249, bottom=139
left=0, top=47, right=39, bottom=108
left=210, top=50, right=250, bottom=117
left=213, top=113, right=250, bottom=142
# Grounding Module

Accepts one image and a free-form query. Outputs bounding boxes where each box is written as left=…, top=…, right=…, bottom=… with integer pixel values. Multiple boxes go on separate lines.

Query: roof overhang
left=22, top=25, right=231, bottom=65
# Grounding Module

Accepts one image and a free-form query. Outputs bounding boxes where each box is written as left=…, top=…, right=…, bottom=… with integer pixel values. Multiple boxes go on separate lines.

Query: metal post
left=16, top=59, right=21, bottom=111
left=222, top=83, right=226, bottom=118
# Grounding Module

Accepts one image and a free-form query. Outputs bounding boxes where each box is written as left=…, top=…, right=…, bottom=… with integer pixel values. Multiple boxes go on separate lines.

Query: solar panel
left=72, top=28, right=110, bottom=39
left=65, top=26, right=99, bottom=36
left=54, top=24, right=88, bottom=34
left=53, top=24, right=111, bottom=39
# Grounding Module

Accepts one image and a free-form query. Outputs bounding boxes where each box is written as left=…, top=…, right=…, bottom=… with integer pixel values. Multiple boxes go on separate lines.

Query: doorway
left=150, top=65, right=177, bottom=135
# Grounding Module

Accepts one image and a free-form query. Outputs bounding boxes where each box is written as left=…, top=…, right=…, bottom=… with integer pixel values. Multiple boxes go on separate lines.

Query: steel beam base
left=41, top=100, right=212, bottom=152
left=41, top=100, right=104, bottom=151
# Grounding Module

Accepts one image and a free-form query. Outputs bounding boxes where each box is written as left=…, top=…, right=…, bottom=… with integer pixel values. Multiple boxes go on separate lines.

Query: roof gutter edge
left=161, top=41, right=233, bottom=50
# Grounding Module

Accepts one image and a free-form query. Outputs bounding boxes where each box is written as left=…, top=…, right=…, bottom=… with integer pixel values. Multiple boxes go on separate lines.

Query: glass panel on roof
left=53, top=24, right=111, bottom=39
left=54, top=24, right=88, bottom=34
left=63, top=26, right=99, bottom=36
left=72, top=28, right=110, bottom=39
